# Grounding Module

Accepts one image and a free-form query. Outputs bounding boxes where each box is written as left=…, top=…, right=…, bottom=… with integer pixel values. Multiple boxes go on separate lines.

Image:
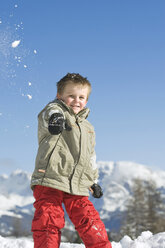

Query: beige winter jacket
left=31, top=99, right=98, bottom=196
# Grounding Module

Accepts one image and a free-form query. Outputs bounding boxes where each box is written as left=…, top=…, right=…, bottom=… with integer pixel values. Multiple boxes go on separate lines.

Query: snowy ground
left=1, top=231, right=165, bottom=248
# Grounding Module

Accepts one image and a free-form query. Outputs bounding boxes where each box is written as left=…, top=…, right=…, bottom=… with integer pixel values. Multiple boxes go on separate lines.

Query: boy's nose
left=74, top=97, right=79, bottom=103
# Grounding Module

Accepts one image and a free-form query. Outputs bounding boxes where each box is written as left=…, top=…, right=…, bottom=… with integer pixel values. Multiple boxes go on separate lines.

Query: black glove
left=48, top=113, right=72, bottom=135
left=90, top=183, right=103, bottom=198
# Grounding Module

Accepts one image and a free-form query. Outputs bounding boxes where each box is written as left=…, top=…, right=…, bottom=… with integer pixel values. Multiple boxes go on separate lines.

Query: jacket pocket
left=80, top=168, right=94, bottom=186
left=46, top=144, right=74, bottom=178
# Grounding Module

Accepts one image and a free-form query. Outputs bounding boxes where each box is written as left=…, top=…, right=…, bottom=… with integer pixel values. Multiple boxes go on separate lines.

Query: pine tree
left=145, top=180, right=165, bottom=233
left=119, top=178, right=165, bottom=239
left=120, top=179, right=148, bottom=239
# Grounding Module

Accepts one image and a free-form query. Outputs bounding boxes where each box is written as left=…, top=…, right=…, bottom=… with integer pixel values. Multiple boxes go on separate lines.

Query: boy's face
left=57, top=83, right=89, bottom=114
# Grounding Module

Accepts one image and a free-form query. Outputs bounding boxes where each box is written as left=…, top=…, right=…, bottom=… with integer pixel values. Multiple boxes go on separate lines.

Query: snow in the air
left=27, top=94, right=32, bottom=100
left=11, top=40, right=21, bottom=48
left=21, top=93, right=32, bottom=100
left=0, top=231, right=165, bottom=247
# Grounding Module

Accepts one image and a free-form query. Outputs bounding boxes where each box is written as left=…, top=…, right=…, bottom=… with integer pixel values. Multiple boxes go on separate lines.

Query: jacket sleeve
left=37, top=103, right=65, bottom=143
left=90, top=150, right=98, bottom=183
left=41, top=103, right=64, bottom=129
left=90, top=131, right=99, bottom=183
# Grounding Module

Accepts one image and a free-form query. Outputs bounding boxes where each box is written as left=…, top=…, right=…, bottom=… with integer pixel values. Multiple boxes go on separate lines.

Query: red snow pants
left=31, top=185, right=112, bottom=248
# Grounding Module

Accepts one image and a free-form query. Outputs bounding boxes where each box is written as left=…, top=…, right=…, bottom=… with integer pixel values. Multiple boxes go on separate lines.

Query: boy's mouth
left=71, top=105, right=80, bottom=108
left=71, top=105, right=81, bottom=113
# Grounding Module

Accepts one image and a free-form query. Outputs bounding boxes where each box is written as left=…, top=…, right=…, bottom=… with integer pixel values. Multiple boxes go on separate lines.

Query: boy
left=31, top=73, right=112, bottom=248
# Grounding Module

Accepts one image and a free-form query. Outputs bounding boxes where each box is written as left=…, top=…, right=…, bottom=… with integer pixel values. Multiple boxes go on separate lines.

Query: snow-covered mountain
left=1, top=162, right=165, bottom=237
left=0, top=170, right=33, bottom=236
left=95, top=161, right=165, bottom=232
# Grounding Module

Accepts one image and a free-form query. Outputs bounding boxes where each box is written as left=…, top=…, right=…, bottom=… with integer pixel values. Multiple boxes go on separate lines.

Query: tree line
left=109, top=178, right=165, bottom=241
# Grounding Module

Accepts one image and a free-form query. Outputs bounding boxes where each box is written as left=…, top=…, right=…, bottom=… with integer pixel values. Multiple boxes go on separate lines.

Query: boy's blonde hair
left=57, top=73, right=91, bottom=99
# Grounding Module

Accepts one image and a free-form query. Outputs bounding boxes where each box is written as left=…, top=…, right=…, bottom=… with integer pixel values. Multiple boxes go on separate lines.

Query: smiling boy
left=31, top=73, right=112, bottom=248
left=57, top=80, right=89, bottom=114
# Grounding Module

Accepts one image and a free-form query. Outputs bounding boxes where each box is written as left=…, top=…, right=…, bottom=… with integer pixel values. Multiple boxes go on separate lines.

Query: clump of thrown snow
left=27, top=94, right=32, bottom=100
left=21, top=93, right=32, bottom=100
left=1, top=231, right=165, bottom=247
left=11, top=40, right=21, bottom=48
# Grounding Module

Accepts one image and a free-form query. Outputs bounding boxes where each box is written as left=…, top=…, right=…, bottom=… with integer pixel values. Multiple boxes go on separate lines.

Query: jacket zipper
left=69, top=119, right=82, bottom=194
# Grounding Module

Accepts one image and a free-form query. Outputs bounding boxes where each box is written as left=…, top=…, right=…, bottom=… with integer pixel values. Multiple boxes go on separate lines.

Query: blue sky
left=0, top=0, right=165, bottom=174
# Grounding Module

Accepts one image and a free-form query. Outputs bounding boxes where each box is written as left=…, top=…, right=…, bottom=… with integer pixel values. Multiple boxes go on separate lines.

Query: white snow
left=33, top=49, right=37, bottom=54
left=21, top=93, right=32, bottom=100
left=11, top=40, right=21, bottom=48
left=27, top=94, right=32, bottom=100
left=0, top=231, right=165, bottom=247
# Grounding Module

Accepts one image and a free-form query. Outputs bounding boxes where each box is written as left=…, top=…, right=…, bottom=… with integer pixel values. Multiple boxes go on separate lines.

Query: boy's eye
left=80, top=96, right=85, bottom=99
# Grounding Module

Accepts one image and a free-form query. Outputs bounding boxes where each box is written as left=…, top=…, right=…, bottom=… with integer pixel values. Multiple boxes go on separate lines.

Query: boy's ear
left=56, top=93, right=61, bottom=99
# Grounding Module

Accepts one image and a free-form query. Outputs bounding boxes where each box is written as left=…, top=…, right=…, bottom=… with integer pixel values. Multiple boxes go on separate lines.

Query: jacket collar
left=54, top=99, right=90, bottom=121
